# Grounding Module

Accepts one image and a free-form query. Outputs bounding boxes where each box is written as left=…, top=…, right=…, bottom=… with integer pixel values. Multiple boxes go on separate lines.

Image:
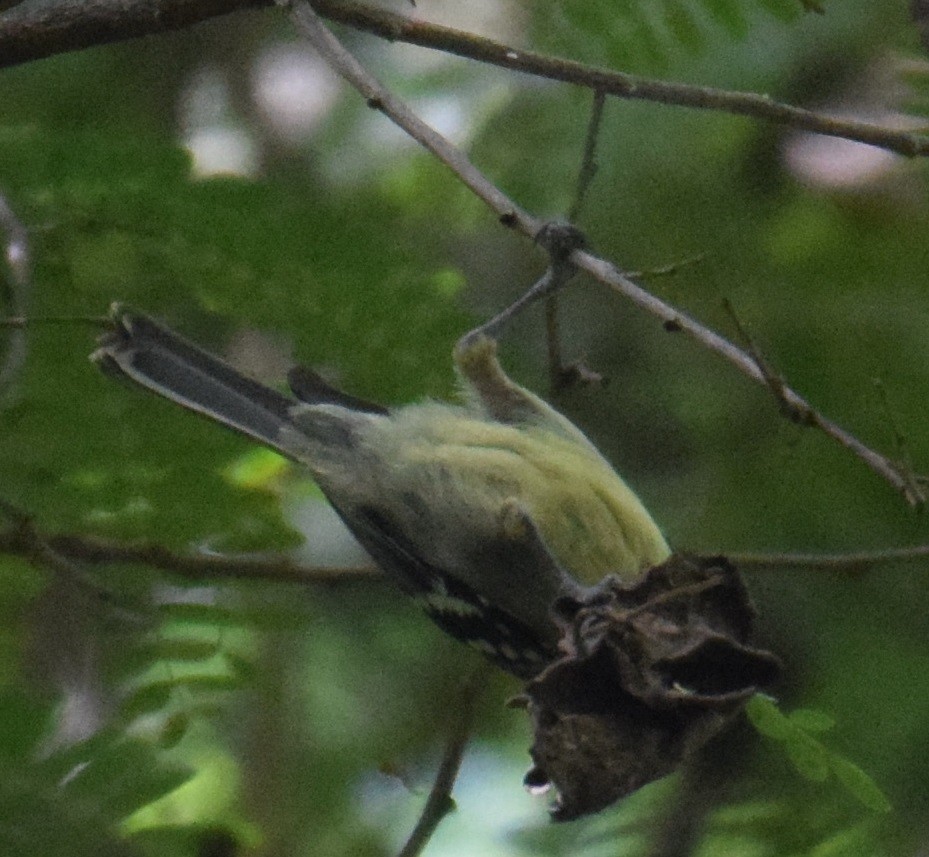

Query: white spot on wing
left=422, top=591, right=482, bottom=617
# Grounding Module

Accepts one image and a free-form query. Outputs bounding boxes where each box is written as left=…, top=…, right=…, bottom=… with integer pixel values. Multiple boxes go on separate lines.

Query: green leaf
left=798, top=0, right=825, bottom=12
left=754, top=0, right=802, bottom=22
left=664, top=0, right=706, bottom=53
left=124, top=674, right=242, bottom=716
left=745, top=694, right=793, bottom=740
left=830, top=756, right=892, bottom=814
left=158, top=713, right=191, bottom=749
left=1, top=128, right=466, bottom=552
left=118, top=638, right=222, bottom=677
left=223, top=651, right=258, bottom=682
left=102, top=759, right=193, bottom=818
left=33, top=725, right=124, bottom=785
left=0, top=690, right=52, bottom=763
left=120, top=681, right=174, bottom=721
left=157, top=600, right=311, bottom=631
left=784, top=731, right=831, bottom=782
left=701, top=0, right=750, bottom=37
left=156, top=602, right=253, bottom=628
left=808, top=826, right=876, bottom=857
left=61, top=738, right=192, bottom=817
left=788, top=708, right=836, bottom=733
left=711, top=800, right=783, bottom=827
left=691, top=833, right=770, bottom=857
left=149, top=638, right=221, bottom=662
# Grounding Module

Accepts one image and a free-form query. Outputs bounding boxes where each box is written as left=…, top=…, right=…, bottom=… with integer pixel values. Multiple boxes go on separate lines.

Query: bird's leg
left=453, top=223, right=588, bottom=420
left=455, top=221, right=587, bottom=350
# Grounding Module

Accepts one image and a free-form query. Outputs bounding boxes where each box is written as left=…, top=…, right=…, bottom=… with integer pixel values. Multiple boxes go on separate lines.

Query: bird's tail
left=92, top=304, right=303, bottom=459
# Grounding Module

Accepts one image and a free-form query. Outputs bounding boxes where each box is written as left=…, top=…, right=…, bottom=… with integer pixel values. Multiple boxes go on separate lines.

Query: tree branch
left=4, top=495, right=929, bottom=591
left=396, top=666, right=484, bottom=857
left=587, top=254, right=924, bottom=505
left=0, top=0, right=918, bottom=501
left=568, top=89, right=606, bottom=225
left=277, top=1, right=923, bottom=505
left=280, top=0, right=538, bottom=234
left=543, top=90, right=608, bottom=391
left=731, top=544, right=929, bottom=572
left=0, top=0, right=270, bottom=68
left=2, top=0, right=928, bottom=157
left=0, top=521, right=378, bottom=585
left=2, top=2, right=924, bottom=502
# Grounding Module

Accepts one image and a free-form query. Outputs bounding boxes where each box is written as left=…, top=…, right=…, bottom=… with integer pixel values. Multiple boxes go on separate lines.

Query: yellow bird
left=94, top=306, right=670, bottom=677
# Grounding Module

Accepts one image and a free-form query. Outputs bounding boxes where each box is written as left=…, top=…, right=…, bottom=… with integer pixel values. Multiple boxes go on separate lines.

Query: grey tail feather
left=93, top=305, right=303, bottom=459
left=287, top=365, right=387, bottom=415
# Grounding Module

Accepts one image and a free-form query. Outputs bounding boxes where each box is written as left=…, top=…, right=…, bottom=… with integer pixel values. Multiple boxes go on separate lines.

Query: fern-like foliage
left=0, top=548, right=284, bottom=856
left=0, top=690, right=191, bottom=857
left=746, top=695, right=891, bottom=814
left=527, top=0, right=809, bottom=70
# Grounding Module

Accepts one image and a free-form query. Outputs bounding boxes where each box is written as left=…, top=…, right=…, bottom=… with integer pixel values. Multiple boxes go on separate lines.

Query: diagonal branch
left=1, top=0, right=928, bottom=157
left=1, top=4, right=923, bottom=501
left=281, top=0, right=924, bottom=506
left=586, top=253, right=922, bottom=504
left=280, top=0, right=538, bottom=234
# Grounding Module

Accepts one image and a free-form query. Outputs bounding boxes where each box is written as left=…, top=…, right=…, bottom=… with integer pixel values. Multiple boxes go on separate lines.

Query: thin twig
left=0, top=314, right=110, bottom=329
left=396, top=665, right=485, bottom=857
left=620, top=575, right=724, bottom=621
left=580, top=251, right=924, bottom=505
left=730, top=544, right=929, bottom=571
left=322, top=0, right=539, bottom=234
left=568, top=89, right=607, bottom=224
left=625, top=252, right=707, bottom=281
left=544, top=295, right=564, bottom=389
left=545, top=89, right=607, bottom=388
left=1, top=5, right=921, bottom=502
left=0, top=499, right=128, bottom=603
left=0, top=0, right=269, bottom=69
left=281, top=1, right=923, bottom=506
left=2, top=0, right=928, bottom=158
left=457, top=222, right=587, bottom=348
left=722, top=297, right=813, bottom=426
left=872, top=378, right=924, bottom=500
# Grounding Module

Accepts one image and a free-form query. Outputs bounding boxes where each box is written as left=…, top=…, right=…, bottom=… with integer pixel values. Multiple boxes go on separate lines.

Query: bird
left=93, top=304, right=670, bottom=678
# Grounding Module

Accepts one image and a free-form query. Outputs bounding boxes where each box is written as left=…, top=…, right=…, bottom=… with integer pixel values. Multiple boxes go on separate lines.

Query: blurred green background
left=1, top=0, right=928, bottom=854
